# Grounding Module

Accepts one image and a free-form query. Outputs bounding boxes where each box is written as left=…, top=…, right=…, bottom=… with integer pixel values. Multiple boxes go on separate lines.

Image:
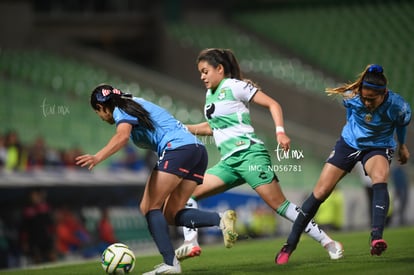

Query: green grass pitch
left=2, top=226, right=413, bottom=275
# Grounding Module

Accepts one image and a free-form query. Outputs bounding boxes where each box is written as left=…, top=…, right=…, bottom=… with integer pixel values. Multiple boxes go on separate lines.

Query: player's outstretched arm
left=76, top=123, right=132, bottom=170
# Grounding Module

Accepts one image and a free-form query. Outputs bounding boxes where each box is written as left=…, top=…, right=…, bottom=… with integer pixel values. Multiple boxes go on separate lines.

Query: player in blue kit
left=276, top=64, right=411, bottom=264
left=75, top=84, right=237, bottom=274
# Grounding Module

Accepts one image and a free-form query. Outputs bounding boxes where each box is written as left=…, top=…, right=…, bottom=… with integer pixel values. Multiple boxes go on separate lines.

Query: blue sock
left=145, top=209, right=175, bottom=265
left=371, top=183, right=389, bottom=240
left=287, top=193, right=323, bottom=249
left=175, top=208, right=220, bottom=228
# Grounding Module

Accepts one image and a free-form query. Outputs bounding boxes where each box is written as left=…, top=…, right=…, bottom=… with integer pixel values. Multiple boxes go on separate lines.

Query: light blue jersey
left=113, top=97, right=200, bottom=156
left=341, top=90, right=411, bottom=150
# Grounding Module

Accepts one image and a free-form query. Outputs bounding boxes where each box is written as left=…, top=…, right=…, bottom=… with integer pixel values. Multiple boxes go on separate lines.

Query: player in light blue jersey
left=75, top=84, right=237, bottom=274
left=277, top=64, right=411, bottom=264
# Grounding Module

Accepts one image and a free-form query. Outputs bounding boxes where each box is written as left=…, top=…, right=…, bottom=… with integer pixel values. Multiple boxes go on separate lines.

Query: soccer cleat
left=370, top=239, right=387, bottom=256
left=275, top=243, right=294, bottom=265
left=220, top=210, right=238, bottom=248
left=175, top=243, right=202, bottom=261
left=142, top=257, right=181, bottom=275
left=324, top=241, right=344, bottom=260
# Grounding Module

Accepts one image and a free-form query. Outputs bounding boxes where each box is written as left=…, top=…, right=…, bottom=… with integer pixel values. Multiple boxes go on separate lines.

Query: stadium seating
left=167, top=23, right=337, bottom=96
left=0, top=48, right=205, bottom=156
left=231, top=1, right=414, bottom=105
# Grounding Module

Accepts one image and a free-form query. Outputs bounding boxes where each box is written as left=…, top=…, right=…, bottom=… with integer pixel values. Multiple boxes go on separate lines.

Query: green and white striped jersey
left=204, top=78, right=264, bottom=160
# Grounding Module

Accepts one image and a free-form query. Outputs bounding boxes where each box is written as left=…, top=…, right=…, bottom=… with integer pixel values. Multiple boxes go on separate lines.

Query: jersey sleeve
left=113, top=108, right=139, bottom=126
left=343, top=98, right=349, bottom=108
left=390, top=96, right=411, bottom=127
left=342, top=98, right=353, bottom=120
left=232, top=80, right=258, bottom=102
left=342, top=91, right=355, bottom=108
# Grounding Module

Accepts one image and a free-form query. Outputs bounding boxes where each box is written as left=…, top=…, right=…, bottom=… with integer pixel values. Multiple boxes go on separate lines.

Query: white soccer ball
left=101, top=243, right=136, bottom=274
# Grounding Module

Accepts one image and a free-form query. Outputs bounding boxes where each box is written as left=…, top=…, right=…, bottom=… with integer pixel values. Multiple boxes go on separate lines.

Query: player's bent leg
left=175, top=208, right=238, bottom=260
left=276, top=200, right=344, bottom=260
left=176, top=197, right=202, bottom=261
left=181, top=197, right=199, bottom=245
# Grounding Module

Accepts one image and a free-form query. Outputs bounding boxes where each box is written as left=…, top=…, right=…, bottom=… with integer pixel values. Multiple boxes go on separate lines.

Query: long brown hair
left=196, top=48, right=260, bottom=90
left=326, top=64, right=387, bottom=98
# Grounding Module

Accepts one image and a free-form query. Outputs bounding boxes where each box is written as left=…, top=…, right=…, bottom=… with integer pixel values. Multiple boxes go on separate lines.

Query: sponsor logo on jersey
left=218, top=89, right=226, bottom=100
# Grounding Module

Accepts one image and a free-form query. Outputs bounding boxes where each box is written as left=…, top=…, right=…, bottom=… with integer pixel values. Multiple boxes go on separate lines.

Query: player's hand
left=75, top=154, right=99, bottom=170
left=397, top=144, right=410, bottom=164
left=276, top=133, right=290, bottom=152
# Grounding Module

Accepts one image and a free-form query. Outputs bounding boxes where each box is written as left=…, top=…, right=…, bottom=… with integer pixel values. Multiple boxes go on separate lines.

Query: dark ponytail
left=91, top=84, right=155, bottom=131
left=197, top=48, right=242, bottom=79
left=196, top=48, right=260, bottom=89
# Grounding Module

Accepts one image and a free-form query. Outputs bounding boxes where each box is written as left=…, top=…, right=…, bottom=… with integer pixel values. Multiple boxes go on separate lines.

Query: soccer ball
left=101, top=243, right=136, bottom=274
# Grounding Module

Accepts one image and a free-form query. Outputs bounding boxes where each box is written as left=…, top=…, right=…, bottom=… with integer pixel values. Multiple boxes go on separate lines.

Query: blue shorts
left=154, top=144, right=207, bottom=184
left=326, top=137, right=394, bottom=173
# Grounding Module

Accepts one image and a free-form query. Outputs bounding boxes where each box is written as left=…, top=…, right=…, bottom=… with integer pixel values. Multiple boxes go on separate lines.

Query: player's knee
left=164, top=207, right=180, bottom=225
left=370, top=172, right=389, bottom=184
left=313, top=188, right=331, bottom=200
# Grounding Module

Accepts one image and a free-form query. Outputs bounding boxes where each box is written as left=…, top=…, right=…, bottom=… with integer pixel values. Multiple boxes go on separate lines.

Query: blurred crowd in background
left=0, top=188, right=119, bottom=269
left=0, top=130, right=84, bottom=172
left=0, top=129, right=157, bottom=269
left=0, top=129, right=155, bottom=269
left=0, top=130, right=156, bottom=173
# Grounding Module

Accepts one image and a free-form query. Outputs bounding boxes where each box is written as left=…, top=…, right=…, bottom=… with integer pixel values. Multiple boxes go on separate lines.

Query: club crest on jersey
left=235, top=140, right=245, bottom=146
left=218, top=89, right=226, bottom=100
left=364, top=113, right=373, bottom=122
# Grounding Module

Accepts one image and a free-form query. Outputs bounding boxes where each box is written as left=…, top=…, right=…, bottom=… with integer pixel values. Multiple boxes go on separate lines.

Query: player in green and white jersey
left=175, top=48, right=343, bottom=263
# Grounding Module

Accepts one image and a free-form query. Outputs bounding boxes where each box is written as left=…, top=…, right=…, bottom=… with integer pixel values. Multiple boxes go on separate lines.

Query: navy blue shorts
left=154, top=144, right=207, bottom=184
left=326, top=137, right=394, bottom=173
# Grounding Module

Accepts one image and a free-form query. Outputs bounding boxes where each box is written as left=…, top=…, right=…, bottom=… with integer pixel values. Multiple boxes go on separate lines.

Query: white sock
left=279, top=200, right=333, bottom=247
left=182, top=197, right=199, bottom=246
